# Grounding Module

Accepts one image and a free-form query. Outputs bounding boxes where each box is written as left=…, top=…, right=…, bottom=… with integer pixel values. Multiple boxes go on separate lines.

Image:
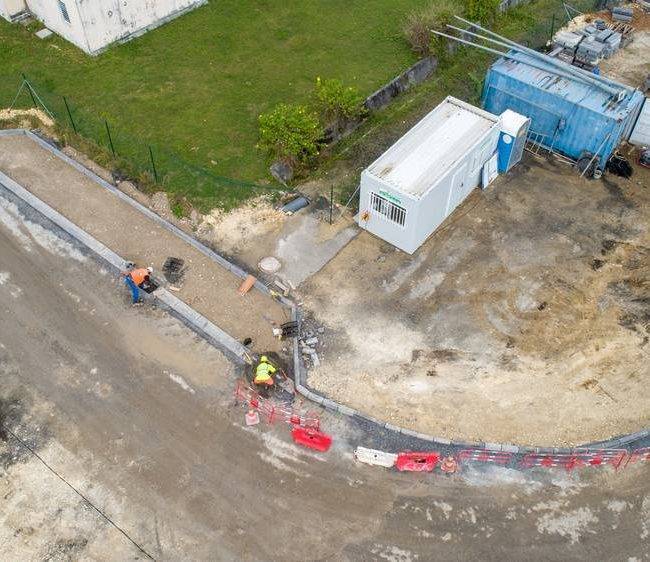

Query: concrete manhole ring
left=258, top=256, right=282, bottom=274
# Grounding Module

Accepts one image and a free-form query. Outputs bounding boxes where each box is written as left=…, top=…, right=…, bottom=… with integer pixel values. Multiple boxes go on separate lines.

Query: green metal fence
left=3, top=75, right=282, bottom=212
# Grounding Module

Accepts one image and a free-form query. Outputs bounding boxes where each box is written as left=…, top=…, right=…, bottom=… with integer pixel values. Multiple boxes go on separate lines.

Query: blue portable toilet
left=497, top=109, right=530, bottom=173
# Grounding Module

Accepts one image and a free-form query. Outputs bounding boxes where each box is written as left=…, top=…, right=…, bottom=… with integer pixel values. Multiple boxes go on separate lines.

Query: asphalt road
left=0, top=190, right=648, bottom=561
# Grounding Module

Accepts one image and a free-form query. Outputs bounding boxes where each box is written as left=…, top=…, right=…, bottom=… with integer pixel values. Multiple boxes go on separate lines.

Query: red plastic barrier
left=395, top=452, right=440, bottom=472
left=291, top=427, right=332, bottom=452
left=458, top=449, right=513, bottom=466
left=520, top=449, right=627, bottom=471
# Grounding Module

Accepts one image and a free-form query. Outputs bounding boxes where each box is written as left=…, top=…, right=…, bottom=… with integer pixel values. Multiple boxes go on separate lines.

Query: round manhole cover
left=258, top=256, right=281, bottom=274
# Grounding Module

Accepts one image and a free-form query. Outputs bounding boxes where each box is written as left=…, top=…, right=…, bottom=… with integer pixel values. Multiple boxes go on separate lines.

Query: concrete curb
left=3, top=128, right=648, bottom=455
left=0, top=171, right=249, bottom=365
left=0, top=129, right=285, bottom=301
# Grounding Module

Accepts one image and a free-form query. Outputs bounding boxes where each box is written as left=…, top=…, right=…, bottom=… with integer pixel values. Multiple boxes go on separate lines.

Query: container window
left=58, top=0, right=71, bottom=23
left=370, top=192, right=407, bottom=227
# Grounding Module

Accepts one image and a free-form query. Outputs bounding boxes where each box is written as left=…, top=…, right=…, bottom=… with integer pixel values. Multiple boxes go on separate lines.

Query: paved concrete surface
left=0, top=133, right=286, bottom=357
left=1, top=169, right=649, bottom=561
left=303, top=156, right=650, bottom=446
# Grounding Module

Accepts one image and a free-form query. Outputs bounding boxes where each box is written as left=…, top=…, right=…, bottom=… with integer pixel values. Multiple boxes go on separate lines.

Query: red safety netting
left=623, top=447, right=650, bottom=467
left=458, top=449, right=513, bottom=466
left=520, top=449, right=627, bottom=471
left=234, top=380, right=321, bottom=430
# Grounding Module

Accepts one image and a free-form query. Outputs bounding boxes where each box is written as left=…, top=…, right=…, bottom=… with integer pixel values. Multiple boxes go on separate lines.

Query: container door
left=445, top=162, right=468, bottom=215
left=482, top=153, right=498, bottom=189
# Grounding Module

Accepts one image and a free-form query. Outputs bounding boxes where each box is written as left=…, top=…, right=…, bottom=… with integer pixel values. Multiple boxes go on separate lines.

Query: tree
left=258, top=104, right=322, bottom=165
left=314, top=77, right=365, bottom=123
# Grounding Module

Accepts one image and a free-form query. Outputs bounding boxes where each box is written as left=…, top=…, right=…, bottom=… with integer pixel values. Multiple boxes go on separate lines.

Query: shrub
left=465, top=0, right=501, bottom=24
left=403, top=0, right=465, bottom=57
left=258, top=103, right=322, bottom=165
left=314, top=77, right=365, bottom=122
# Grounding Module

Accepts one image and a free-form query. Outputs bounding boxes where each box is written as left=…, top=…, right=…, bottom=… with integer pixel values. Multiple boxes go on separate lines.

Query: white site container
left=358, top=96, right=501, bottom=254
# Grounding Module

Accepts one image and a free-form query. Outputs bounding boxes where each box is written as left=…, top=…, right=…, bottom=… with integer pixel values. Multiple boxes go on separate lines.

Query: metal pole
left=444, top=23, right=621, bottom=96
left=431, top=29, right=595, bottom=89
left=550, top=13, right=556, bottom=42
left=105, top=120, right=116, bottom=156
left=329, top=185, right=334, bottom=225
left=63, top=97, right=77, bottom=133
left=453, top=15, right=631, bottom=96
left=21, top=73, right=37, bottom=107
left=148, top=146, right=159, bottom=183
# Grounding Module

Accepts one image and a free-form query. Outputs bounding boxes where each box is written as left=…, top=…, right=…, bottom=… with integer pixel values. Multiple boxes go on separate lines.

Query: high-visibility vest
left=254, top=362, right=275, bottom=383
left=129, top=268, right=149, bottom=285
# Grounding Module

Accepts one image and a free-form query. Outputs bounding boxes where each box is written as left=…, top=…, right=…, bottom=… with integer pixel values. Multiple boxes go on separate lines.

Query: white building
left=0, top=0, right=206, bottom=55
left=0, top=0, right=28, bottom=21
left=358, top=96, right=501, bottom=254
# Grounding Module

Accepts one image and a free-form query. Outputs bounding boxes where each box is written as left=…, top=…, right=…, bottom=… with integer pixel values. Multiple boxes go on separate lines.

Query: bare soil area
left=0, top=134, right=286, bottom=356
left=600, top=30, right=650, bottom=89
left=302, top=156, right=650, bottom=446
left=1, top=195, right=649, bottom=561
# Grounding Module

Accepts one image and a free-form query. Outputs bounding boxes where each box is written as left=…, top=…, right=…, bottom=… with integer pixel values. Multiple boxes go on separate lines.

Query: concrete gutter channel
left=1, top=128, right=648, bottom=469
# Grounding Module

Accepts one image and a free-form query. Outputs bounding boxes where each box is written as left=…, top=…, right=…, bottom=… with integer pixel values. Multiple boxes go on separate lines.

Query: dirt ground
left=0, top=134, right=287, bottom=356
left=302, top=155, right=650, bottom=446
left=1, top=188, right=649, bottom=561
left=600, top=30, right=650, bottom=89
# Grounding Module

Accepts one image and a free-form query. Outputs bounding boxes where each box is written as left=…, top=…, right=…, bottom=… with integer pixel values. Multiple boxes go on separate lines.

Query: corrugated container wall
left=482, top=52, right=645, bottom=164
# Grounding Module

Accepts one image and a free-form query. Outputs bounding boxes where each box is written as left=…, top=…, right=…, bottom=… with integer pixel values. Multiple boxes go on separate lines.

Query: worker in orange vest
left=122, top=265, right=152, bottom=305
left=254, top=356, right=276, bottom=388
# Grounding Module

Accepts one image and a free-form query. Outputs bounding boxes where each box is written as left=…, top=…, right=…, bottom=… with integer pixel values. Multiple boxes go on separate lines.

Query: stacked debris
left=612, top=6, right=633, bottom=22
left=552, top=15, right=632, bottom=69
left=299, top=328, right=325, bottom=368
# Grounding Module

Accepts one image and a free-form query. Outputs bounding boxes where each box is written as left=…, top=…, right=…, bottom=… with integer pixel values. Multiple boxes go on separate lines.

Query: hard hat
left=146, top=266, right=153, bottom=273
left=260, top=355, right=268, bottom=363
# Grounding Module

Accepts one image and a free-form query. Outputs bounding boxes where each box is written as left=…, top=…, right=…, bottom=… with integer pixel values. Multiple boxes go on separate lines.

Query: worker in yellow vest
left=254, top=356, right=276, bottom=387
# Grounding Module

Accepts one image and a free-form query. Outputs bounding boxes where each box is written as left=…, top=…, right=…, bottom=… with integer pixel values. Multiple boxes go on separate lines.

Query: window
left=370, top=192, right=407, bottom=227
left=58, top=0, right=70, bottom=23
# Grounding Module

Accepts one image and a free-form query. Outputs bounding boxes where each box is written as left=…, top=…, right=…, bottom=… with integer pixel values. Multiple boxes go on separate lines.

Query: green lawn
left=0, top=0, right=430, bottom=208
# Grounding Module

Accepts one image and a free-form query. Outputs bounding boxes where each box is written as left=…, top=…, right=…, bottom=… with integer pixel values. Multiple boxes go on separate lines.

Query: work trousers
left=124, top=276, right=140, bottom=304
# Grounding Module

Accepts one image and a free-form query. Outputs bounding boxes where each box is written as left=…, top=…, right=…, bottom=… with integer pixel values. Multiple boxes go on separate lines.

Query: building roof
left=366, top=97, right=499, bottom=199
left=489, top=51, right=637, bottom=120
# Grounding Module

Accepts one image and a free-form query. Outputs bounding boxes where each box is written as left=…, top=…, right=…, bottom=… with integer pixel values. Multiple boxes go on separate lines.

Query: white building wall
left=0, top=0, right=28, bottom=21
left=26, top=0, right=88, bottom=49
left=24, top=0, right=205, bottom=54
left=359, top=172, right=418, bottom=254
left=412, top=126, right=499, bottom=252
left=76, top=0, right=206, bottom=54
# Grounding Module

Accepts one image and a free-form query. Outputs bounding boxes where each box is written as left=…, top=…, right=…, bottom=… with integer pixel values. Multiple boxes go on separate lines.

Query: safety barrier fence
left=354, top=446, right=649, bottom=474
left=234, top=380, right=332, bottom=452
left=234, top=380, right=321, bottom=429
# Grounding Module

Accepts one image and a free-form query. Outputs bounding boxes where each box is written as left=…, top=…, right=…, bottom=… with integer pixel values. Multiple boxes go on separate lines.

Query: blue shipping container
left=482, top=51, right=645, bottom=164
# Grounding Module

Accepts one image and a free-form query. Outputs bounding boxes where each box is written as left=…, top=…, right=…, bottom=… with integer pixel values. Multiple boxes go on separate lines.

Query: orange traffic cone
left=440, top=455, right=458, bottom=475
left=245, top=409, right=260, bottom=426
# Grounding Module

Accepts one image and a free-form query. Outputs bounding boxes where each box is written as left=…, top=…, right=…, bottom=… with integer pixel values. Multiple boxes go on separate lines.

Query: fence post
left=21, top=73, right=37, bottom=108
left=104, top=120, right=116, bottom=156
left=62, top=96, right=77, bottom=133
left=329, top=185, right=334, bottom=225
left=148, top=146, right=159, bottom=183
